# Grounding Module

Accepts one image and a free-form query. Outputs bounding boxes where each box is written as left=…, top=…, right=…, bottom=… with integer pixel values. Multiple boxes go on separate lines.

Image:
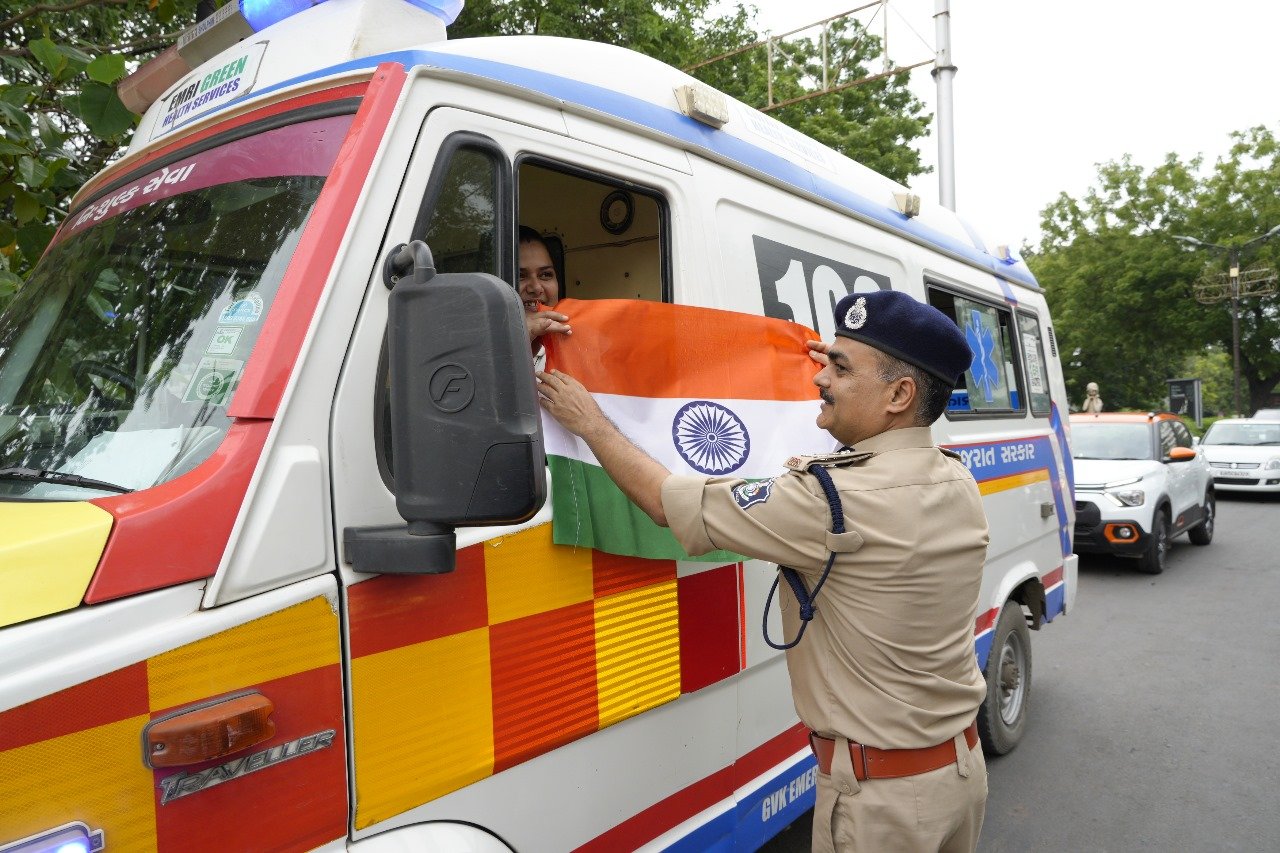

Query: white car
left=1070, top=412, right=1215, bottom=573
left=1199, top=418, right=1280, bottom=493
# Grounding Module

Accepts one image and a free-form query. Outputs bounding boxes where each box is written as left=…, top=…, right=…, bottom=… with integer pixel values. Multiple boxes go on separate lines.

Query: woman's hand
left=526, top=310, right=571, bottom=344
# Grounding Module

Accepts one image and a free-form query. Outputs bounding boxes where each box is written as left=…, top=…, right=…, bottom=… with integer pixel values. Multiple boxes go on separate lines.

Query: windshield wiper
left=0, top=466, right=133, bottom=494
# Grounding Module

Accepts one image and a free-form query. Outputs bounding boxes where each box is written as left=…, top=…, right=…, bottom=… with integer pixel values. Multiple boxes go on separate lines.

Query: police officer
left=537, top=290, right=989, bottom=852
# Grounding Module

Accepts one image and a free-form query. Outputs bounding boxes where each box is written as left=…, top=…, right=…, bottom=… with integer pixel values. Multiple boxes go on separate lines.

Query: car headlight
left=1106, top=489, right=1145, bottom=507
left=1265, top=457, right=1280, bottom=471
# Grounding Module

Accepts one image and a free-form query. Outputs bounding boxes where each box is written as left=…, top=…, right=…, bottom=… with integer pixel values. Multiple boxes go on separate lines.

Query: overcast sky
left=730, top=0, right=1280, bottom=250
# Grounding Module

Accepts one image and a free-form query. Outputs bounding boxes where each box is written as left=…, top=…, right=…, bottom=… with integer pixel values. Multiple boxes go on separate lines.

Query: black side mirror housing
left=345, top=242, right=546, bottom=574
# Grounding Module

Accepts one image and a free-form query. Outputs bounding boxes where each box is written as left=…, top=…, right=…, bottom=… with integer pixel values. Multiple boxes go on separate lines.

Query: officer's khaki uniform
left=661, top=426, right=990, bottom=852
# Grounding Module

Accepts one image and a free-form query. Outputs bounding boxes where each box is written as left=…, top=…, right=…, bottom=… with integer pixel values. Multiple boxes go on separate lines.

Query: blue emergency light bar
left=238, top=0, right=462, bottom=31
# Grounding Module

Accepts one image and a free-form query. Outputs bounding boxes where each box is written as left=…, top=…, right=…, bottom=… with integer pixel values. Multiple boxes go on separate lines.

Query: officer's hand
left=536, top=369, right=603, bottom=436
left=806, top=340, right=830, bottom=366
left=526, top=310, right=571, bottom=343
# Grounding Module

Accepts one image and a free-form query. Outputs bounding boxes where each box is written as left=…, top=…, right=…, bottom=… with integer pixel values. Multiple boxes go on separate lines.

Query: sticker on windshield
left=219, top=292, right=263, bottom=324
left=206, top=326, right=244, bottom=355
left=1022, top=332, right=1045, bottom=393
left=183, top=357, right=243, bottom=405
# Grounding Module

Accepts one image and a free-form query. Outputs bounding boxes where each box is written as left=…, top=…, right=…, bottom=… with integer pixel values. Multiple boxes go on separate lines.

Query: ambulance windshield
left=0, top=114, right=354, bottom=499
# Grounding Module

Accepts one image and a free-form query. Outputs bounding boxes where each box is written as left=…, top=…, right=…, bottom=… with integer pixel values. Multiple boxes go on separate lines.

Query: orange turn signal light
left=1104, top=523, right=1137, bottom=543
left=144, top=691, right=275, bottom=768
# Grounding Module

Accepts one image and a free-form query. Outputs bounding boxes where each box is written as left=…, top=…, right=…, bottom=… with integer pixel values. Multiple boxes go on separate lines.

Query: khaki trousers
left=810, top=734, right=987, bottom=852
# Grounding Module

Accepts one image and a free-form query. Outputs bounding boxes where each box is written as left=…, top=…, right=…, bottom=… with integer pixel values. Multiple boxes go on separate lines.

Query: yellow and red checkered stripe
left=347, top=523, right=743, bottom=829
left=0, top=596, right=346, bottom=852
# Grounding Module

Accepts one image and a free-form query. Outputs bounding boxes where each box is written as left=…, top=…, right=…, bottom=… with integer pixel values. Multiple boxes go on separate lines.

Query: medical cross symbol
left=964, top=308, right=1001, bottom=403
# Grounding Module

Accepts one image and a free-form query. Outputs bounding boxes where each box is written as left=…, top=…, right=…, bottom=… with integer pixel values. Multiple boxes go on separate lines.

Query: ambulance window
left=926, top=288, right=1025, bottom=418
left=1017, top=312, right=1052, bottom=416
left=516, top=159, right=667, bottom=302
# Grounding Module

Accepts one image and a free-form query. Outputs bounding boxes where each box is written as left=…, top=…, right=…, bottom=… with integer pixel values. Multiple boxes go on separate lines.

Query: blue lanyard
left=763, top=463, right=845, bottom=650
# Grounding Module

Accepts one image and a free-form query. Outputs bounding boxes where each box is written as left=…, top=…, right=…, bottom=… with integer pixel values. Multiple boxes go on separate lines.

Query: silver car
left=1199, top=419, right=1280, bottom=493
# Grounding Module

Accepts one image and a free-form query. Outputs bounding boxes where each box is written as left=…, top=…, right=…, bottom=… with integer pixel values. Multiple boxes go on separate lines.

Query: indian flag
left=542, top=299, right=835, bottom=561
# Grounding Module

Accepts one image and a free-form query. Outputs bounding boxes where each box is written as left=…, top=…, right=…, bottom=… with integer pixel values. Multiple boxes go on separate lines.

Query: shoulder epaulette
left=783, top=449, right=872, bottom=473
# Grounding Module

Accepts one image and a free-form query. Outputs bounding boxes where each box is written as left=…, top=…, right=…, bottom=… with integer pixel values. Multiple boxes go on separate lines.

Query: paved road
left=762, top=491, right=1280, bottom=852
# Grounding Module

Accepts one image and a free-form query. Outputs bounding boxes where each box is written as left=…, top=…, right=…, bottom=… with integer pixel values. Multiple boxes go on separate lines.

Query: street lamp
left=1172, top=225, right=1280, bottom=417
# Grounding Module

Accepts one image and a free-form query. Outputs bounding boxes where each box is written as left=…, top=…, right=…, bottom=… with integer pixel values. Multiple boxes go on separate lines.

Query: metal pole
left=882, top=0, right=891, bottom=73
left=821, top=24, right=828, bottom=92
left=932, top=0, right=957, bottom=210
left=767, top=36, right=774, bottom=108
left=1229, top=246, right=1242, bottom=417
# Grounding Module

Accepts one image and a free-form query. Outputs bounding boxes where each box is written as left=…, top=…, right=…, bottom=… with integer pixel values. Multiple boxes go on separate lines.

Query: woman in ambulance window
left=519, top=225, right=570, bottom=370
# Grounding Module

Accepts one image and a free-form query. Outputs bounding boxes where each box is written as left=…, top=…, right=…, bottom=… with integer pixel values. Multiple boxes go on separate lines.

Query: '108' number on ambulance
left=752, top=234, right=891, bottom=339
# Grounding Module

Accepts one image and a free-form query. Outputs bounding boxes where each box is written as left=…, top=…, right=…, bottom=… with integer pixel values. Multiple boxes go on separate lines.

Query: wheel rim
left=997, top=627, right=1028, bottom=725
left=1203, top=496, right=1215, bottom=536
left=1155, top=517, right=1169, bottom=567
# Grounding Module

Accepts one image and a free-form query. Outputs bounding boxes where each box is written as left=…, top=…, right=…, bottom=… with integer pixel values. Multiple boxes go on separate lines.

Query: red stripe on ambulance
left=574, top=722, right=810, bottom=852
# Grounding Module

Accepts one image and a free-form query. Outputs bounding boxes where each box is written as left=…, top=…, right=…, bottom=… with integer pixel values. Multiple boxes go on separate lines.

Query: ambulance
left=0, top=0, right=1076, bottom=849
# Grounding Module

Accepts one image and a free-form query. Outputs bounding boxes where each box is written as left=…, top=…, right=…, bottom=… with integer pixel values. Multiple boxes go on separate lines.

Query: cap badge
left=844, top=297, right=868, bottom=330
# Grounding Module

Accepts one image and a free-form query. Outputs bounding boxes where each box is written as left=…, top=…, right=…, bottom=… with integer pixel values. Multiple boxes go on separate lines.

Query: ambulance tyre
left=977, top=603, right=1031, bottom=756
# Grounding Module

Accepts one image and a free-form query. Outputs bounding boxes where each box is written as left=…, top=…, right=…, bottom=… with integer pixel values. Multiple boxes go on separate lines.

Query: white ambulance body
left=0, top=1, right=1076, bottom=850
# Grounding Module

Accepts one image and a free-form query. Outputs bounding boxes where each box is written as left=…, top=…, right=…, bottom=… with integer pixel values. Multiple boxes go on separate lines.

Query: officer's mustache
left=819, top=389, right=835, bottom=405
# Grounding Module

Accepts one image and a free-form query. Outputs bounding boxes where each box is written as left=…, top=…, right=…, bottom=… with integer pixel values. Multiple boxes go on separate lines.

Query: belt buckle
left=853, top=741, right=870, bottom=781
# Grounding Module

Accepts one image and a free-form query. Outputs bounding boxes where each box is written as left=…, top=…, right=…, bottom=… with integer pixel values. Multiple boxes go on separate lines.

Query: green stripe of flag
left=549, top=455, right=744, bottom=563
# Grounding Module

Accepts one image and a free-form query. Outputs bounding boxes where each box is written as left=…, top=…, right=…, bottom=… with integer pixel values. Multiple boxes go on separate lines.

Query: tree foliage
left=1031, top=126, right=1280, bottom=415
left=0, top=0, right=201, bottom=301
left=685, top=17, right=929, bottom=182
left=451, top=0, right=931, bottom=181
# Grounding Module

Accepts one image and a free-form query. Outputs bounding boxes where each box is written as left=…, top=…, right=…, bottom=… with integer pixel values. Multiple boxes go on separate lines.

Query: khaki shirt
left=661, top=426, right=989, bottom=749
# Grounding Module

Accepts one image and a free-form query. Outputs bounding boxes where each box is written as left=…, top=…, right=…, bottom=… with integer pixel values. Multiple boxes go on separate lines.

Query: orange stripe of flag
left=544, top=299, right=819, bottom=401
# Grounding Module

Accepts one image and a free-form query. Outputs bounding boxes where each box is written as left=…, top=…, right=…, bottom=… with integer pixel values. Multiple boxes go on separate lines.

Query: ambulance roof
left=114, top=0, right=1037, bottom=291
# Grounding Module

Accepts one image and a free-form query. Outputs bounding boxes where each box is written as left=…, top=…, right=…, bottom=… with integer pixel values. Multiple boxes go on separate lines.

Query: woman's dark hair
left=519, top=225, right=546, bottom=247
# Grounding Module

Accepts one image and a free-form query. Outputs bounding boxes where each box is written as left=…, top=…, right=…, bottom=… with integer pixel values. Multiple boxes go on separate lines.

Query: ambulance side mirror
left=344, top=242, right=546, bottom=574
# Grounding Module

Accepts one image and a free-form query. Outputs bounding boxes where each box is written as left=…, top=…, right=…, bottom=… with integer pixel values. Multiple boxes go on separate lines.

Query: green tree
left=452, top=1, right=932, bottom=184
left=1032, top=127, right=1280, bottom=414
left=687, top=17, right=929, bottom=182
left=1030, top=154, right=1207, bottom=410
left=0, top=0, right=201, bottom=299
left=1179, top=126, right=1280, bottom=415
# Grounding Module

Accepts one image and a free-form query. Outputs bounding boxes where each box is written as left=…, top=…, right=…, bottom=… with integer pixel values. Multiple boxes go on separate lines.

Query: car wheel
left=977, top=603, right=1032, bottom=755
left=1137, top=508, right=1169, bottom=574
left=1188, top=489, right=1215, bottom=546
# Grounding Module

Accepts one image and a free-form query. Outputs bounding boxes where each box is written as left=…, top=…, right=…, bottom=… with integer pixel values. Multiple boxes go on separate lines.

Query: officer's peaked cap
left=832, top=290, right=972, bottom=385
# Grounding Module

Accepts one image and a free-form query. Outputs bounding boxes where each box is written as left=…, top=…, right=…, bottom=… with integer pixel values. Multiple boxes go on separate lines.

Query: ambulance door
left=329, top=105, right=741, bottom=849
left=926, top=285, right=1068, bottom=636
